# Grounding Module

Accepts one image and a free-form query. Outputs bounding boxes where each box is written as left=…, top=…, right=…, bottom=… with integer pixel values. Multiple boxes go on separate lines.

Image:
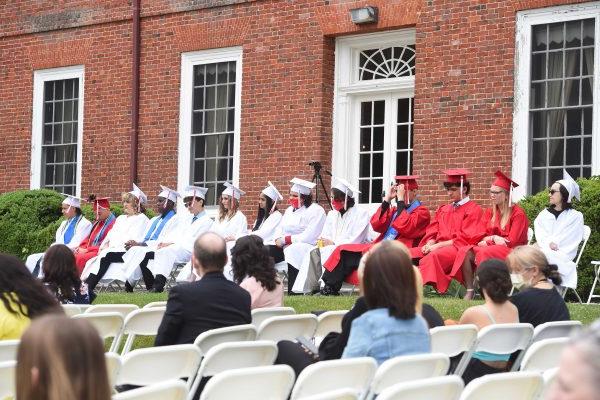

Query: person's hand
left=550, top=242, right=559, bottom=251
left=493, top=235, right=508, bottom=245
left=396, top=184, right=406, bottom=202
left=224, top=235, right=235, bottom=242
left=124, top=240, right=141, bottom=250
left=75, top=247, right=87, bottom=254
left=385, top=184, right=397, bottom=202
left=422, top=240, right=436, bottom=255
left=321, top=238, right=334, bottom=246
left=478, top=240, right=488, bottom=247
left=157, top=242, right=173, bottom=249
left=275, top=238, right=284, bottom=248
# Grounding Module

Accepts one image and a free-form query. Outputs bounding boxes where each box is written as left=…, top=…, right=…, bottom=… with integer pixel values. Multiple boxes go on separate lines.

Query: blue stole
left=92, top=213, right=115, bottom=246
left=382, top=200, right=421, bottom=241
left=62, top=215, right=81, bottom=244
left=144, top=210, right=176, bottom=242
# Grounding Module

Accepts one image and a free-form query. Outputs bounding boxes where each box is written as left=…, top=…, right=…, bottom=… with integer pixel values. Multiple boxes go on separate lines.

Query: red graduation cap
left=443, top=168, right=471, bottom=184
left=492, top=170, right=519, bottom=192
left=91, top=197, right=110, bottom=212
left=395, top=175, right=419, bottom=190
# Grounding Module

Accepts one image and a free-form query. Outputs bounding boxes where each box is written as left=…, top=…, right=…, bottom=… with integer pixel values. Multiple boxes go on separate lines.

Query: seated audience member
left=231, top=235, right=283, bottom=309
left=547, top=321, right=600, bottom=400
left=459, top=259, right=518, bottom=384
left=0, top=254, right=62, bottom=340
left=534, top=170, right=585, bottom=291
left=26, top=194, right=92, bottom=277
left=322, top=175, right=430, bottom=295
left=507, top=245, right=569, bottom=327
left=16, top=315, right=111, bottom=400
left=155, top=232, right=251, bottom=346
left=413, top=169, right=483, bottom=294
left=453, top=170, right=529, bottom=299
left=342, top=240, right=430, bottom=364
left=251, top=181, right=284, bottom=243
left=294, top=177, right=370, bottom=295
left=43, top=244, right=90, bottom=304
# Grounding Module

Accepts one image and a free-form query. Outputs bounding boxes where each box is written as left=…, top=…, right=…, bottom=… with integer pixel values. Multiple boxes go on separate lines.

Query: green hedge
left=0, top=190, right=155, bottom=260
left=520, top=176, right=600, bottom=301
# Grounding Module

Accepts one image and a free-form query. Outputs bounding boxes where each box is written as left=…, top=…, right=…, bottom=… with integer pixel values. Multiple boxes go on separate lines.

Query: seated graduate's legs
left=86, top=251, right=125, bottom=293
left=320, top=251, right=362, bottom=295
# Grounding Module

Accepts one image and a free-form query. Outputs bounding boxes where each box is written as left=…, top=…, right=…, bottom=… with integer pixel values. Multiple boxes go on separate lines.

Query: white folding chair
left=290, top=357, right=377, bottom=400
left=532, top=320, right=582, bottom=343
left=0, top=360, right=16, bottom=399
left=301, top=388, right=359, bottom=400
left=314, top=310, right=346, bottom=342
left=251, top=307, right=296, bottom=328
left=73, top=312, right=124, bottom=352
left=189, top=341, right=278, bottom=400
left=143, top=301, right=167, bottom=309
left=113, top=380, right=188, bottom=400
left=199, top=365, right=295, bottom=400
left=116, top=344, right=201, bottom=391
left=587, top=260, right=600, bottom=304
left=364, top=353, right=450, bottom=400
left=105, top=352, right=122, bottom=391
left=85, top=304, right=140, bottom=318
left=527, top=227, right=534, bottom=245
left=518, top=338, right=569, bottom=372
left=429, top=324, right=478, bottom=375
left=62, top=303, right=82, bottom=317
left=0, top=340, right=19, bottom=362
left=376, top=375, right=464, bottom=400
left=256, top=314, right=318, bottom=341
left=113, top=307, right=166, bottom=355
left=459, top=371, right=543, bottom=400
left=193, top=324, right=257, bottom=356
left=540, top=367, right=559, bottom=399
left=561, top=225, right=590, bottom=303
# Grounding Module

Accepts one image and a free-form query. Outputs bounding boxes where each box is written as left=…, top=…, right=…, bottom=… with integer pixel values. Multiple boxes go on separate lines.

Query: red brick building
left=0, top=0, right=597, bottom=217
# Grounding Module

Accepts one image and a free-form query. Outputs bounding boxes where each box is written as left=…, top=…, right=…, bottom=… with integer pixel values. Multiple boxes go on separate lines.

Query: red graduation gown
left=414, top=200, right=483, bottom=293
left=323, top=202, right=430, bottom=273
left=74, top=218, right=116, bottom=274
left=451, top=205, right=529, bottom=276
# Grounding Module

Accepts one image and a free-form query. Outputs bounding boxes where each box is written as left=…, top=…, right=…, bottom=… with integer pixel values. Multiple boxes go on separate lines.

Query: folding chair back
left=540, top=367, right=558, bottom=399
left=72, top=312, right=124, bottom=352
left=0, top=361, right=16, bottom=399
left=62, top=303, right=82, bottom=317
left=112, top=380, right=188, bottom=400
left=193, top=324, right=257, bottom=356
left=527, top=227, right=534, bottom=245
left=377, top=375, right=464, bottom=400
left=299, top=388, right=359, bottom=400
left=117, top=344, right=201, bottom=389
left=562, top=225, right=591, bottom=302
left=116, top=307, right=166, bottom=354
left=290, top=357, right=377, bottom=400
left=532, top=320, right=582, bottom=343
left=429, top=324, right=477, bottom=374
left=0, top=340, right=19, bottom=362
left=365, top=353, right=450, bottom=400
left=105, top=352, right=122, bottom=390
left=199, top=365, right=295, bottom=400
left=519, top=338, right=568, bottom=372
left=143, top=301, right=167, bottom=309
left=314, top=310, right=346, bottom=339
left=458, top=371, right=543, bottom=400
left=251, top=306, right=295, bottom=328
left=84, top=304, right=139, bottom=318
left=256, top=314, right=318, bottom=341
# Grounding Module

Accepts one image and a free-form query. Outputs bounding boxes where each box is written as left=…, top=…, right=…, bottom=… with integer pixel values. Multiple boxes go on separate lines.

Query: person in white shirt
left=533, top=170, right=585, bottom=290
left=250, top=181, right=284, bottom=243
left=26, top=194, right=92, bottom=277
left=267, top=177, right=326, bottom=294
left=292, top=177, right=370, bottom=294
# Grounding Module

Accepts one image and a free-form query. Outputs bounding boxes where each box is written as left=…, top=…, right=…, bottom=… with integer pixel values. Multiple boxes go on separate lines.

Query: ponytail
left=543, top=263, right=562, bottom=286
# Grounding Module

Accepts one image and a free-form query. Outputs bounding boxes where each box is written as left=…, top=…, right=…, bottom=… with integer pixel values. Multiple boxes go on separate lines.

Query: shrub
left=519, top=176, right=600, bottom=301
left=0, top=190, right=155, bottom=260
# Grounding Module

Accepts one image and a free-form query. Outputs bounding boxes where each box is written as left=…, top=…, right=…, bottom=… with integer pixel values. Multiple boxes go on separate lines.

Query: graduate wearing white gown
left=81, top=185, right=149, bottom=293
left=533, top=171, right=584, bottom=289
left=26, top=195, right=92, bottom=276
left=142, top=185, right=214, bottom=291
left=292, top=177, right=370, bottom=293
left=250, top=181, right=284, bottom=244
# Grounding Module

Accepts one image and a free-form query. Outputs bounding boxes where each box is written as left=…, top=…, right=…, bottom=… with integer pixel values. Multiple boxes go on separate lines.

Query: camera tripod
left=308, top=161, right=331, bottom=209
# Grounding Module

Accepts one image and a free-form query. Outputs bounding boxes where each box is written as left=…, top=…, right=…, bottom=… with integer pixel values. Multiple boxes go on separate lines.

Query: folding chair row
left=0, top=340, right=19, bottom=363
left=113, top=379, right=188, bottom=400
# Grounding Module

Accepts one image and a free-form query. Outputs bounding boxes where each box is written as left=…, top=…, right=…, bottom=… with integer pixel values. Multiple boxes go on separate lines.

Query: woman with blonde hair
left=16, top=314, right=112, bottom=400
left=507, top=245, right=569, bottom=327
left=453, top=170, right=529, bottom=299
left=212, top=182, right=248, bottom=242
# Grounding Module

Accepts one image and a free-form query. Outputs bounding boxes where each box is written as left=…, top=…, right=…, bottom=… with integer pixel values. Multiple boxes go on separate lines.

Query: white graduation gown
left=534, top=208, right=584, bottom=288
left=26, top=215, right=92, bottom=274
left=280, top=203, right=326, bottom=270
left=251, top=211, right=283, bottom=244
left=80, top=213, right=149, bottom=281
left=148, top=211, right=214, bottom=278
left=292, top=206, right=370, bottom=293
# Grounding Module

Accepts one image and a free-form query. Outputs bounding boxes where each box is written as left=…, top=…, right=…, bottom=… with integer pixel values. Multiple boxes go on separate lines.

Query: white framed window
left=514, top=3, right=600, bottom=197
left=31, top=65, right=84, bottom=196
left=178, top=47, right=242, bottom=209
left=333, top=30, right=415, bottom=209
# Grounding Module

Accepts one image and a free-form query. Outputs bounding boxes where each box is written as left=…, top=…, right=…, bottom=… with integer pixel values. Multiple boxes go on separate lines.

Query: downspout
left=130, top=0, right=141, bottom=185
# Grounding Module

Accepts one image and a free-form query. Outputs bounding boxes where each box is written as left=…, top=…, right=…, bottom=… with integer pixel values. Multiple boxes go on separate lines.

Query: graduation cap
left=158, top=185, right=181, bottom=207
left=332, top=176, right=360, bottom=210
left=557, top=169, right=581, bottom=203
left=290, top=177, right=316, bottom=196
left=261, top=181, right=283, bottom=213
left=87, top=195, right=110, bottom=219
left=183, top=185, right=209, bottom=208
left=61, top=194, right=83, bottom=209
left=222, top=182, right=245, bottom=200
left=443, top=169, right=471, bottom=200
left=492, top=170, right=519, bottom=206
left=129, top=183, right=148, bottom=205
left=395, top=175, right=419, bottom=203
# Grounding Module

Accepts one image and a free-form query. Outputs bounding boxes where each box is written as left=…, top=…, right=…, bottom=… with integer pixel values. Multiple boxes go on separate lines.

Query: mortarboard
left=290, top=177, right=316, bottom=196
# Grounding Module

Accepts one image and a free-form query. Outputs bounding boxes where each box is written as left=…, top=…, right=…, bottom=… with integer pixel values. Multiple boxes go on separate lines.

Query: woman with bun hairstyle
left=507, top=245, right=570, bottom=327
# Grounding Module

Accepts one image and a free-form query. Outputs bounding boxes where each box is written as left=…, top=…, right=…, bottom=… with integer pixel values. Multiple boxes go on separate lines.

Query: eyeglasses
left=549, top=189, right=559, bottom=195
left=489, top=190, right=504, bottom=196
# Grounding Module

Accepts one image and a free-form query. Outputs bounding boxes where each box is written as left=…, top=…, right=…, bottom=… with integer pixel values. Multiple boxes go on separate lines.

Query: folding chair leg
left=573, top=289, right=583, bottom=304
left=587, top=266, right=600, bottom=304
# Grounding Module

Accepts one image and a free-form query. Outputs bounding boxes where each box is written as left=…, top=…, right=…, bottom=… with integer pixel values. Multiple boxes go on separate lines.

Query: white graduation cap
left=61, top=194, right=83, bottom=213
left=262, top=181, right=283, bottom=213
left=290, top=177, right=316, bottom=196
left=129, top=183, right=147, bottom=205
left=158, top=185, right=181, bottom=206
left=183, top=185, right=209, bottom=200
left=557, top=169, right=581, bottom=203
left=222, top=182, right=245, bottom=200
left=331, top=176, right=360, bottom=210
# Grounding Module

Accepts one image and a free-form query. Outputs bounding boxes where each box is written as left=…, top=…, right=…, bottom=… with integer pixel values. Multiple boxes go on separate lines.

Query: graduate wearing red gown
left=451, top=171, right=529, bottom=298
left=74, top=197, right=116, bottom=274
left=412, top=169, right=483, bottom=294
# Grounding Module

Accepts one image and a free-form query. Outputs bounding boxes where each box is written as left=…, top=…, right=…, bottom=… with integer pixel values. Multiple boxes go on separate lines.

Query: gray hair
left=569, top=320, right=600, bottom=394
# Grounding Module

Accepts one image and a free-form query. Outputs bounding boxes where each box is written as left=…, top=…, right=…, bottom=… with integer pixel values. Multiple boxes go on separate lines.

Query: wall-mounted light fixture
left=349, top=6, right=378, bottom=24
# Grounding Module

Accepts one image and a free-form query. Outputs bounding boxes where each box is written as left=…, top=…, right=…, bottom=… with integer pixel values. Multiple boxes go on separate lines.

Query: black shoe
left=89, top=291, right=97, bottom=303
left=86, top=274, right=99, bottom=293
left=318, top=285, right=340, bottom=296
left=124, top=281, right=134, bottom=293
left=151, top=275, right=167, bottom=293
